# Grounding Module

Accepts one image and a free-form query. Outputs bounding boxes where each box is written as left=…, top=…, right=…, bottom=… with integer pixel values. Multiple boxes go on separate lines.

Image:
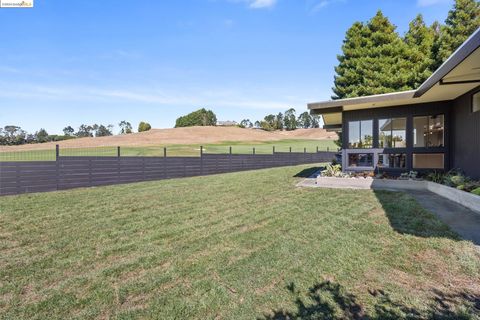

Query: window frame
left=378, top=117, right=407, bottom=149
left=347, top=119, right=373, bottom=149
left=412, top=114, right=445, bottom=149
left=472, top=89, right=480, bottom=113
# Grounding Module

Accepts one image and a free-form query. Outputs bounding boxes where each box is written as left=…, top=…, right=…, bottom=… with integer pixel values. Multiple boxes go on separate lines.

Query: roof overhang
left=309, top=27, right=480, bottom=128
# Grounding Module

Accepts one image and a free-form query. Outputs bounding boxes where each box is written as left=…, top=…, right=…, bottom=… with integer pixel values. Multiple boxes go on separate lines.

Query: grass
left=0, top=139, right=337, bottom=161
left=0, top=164, right=479, bottom=319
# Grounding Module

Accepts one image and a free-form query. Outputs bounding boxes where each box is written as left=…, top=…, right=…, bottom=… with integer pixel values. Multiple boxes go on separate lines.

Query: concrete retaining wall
left=315, top=177, right=480, bottom=214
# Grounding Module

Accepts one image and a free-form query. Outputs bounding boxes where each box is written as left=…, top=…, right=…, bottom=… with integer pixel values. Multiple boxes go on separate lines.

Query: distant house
left=308, top=27, right=480, bottom=179
left=217, top=121, right=238, bottom=127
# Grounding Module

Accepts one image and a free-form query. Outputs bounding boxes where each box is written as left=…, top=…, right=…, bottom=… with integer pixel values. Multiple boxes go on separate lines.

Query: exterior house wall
left=451, top=86, right=480, bottom=179
left=341, top=101, right=452, bottom=173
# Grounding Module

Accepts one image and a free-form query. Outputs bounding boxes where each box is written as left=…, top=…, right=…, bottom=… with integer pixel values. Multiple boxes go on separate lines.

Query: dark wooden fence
left=0, top=151, right=336, bottom=196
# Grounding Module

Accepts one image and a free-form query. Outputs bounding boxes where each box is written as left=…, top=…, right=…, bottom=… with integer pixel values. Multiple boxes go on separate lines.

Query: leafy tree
left=175, top=108, right=217, bottom=127
left=311, top=115, right=321, bottom=128
left=63, top=126, right=75, bottom=136
left=254, top=120, right=261, bottom=128
left=76, top=124, right=94, bottom=138
left=283, top=108, right=297, bottom=131
left=263, top=114, right=276, bottom=129
left=333, top=11, right=413, bottom=99
left=138, top=121, right=152, bottom=132
left=404, top=14, right=435, bottom=88
left=259, top=121, right=274, bottom=131
left=297, top=112, right=312, bottom=129
left=94, top=124, right=113, bottom=137
left=274, top=113, right=284, bottom=130
left=433, top=0, right=480, bottom=70
left=119, top=121, right=133, bottom=134
left=35, top=128, right=49, bottom=143
left=2, top=125, right=26, bottom=145
left=239, top=119, right=253, bottom=128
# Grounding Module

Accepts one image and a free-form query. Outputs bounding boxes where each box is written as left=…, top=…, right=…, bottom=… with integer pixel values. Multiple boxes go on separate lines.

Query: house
left=308, top=27, right=480, bottom=179
left=217, top=120, right=239, bottom=127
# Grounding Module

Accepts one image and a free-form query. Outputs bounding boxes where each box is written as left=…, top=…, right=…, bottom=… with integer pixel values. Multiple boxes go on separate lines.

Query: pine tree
left=332, top=21, right=367, bottom=99
left=403, top=14, right=435, bottom=88
left=433, top=0, right=480, bottom=70
left=333, top=11, right=412, bottom=99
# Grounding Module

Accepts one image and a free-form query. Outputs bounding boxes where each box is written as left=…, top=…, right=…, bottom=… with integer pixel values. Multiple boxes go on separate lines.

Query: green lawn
left=0, top=139, right=337, bottom=161
left=1, top=165, right=479, bottom=319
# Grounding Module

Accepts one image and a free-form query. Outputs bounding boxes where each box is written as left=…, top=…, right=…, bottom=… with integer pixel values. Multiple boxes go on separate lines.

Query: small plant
left=426, top=171, right=445, bottom=184
left=321, top=163, right=343, bottom=177
left=400, top=171, right=418, bottom=180
left=471, top=187, right=480, bottom=196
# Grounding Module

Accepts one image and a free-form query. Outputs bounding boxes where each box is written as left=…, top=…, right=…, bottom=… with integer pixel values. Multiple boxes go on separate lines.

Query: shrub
left=321, top=164, right=343, bottom=177
left=175, top=108, right=217, bottom=127
left=472, top=188, right=480, bottom=196
left=426, top=171, right=445, bottom=184
left=138, top=122, right=152, bottom=132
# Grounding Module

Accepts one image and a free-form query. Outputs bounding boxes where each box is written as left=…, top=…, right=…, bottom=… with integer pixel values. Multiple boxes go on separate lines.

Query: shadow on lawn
left=294, top=167, right=324, bottom=178
left=258, top=281, right=480, bottom=320
left=373, top=190, right=460, bottom=241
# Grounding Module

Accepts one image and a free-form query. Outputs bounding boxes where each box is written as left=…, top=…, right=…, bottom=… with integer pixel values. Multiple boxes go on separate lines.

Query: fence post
left=316, top=146, right=319, bottom=153
left=289, top=147, right=292, bottom=153
left=253, top=147, right=255, bottom=155
left=55, top=145, right=59, bottom=191
left=163, top=147, right=167, bottom=178
left=200, top=146, right=204, bottom=175
left=327, top=147, right=329, bottom=152
left=117, top=146, right=121, bottom=158
left=273, top=146, right=275, bottom=154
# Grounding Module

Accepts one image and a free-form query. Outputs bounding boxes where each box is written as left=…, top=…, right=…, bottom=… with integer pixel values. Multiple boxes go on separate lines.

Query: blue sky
left=0, top=0, right=453, bottom=134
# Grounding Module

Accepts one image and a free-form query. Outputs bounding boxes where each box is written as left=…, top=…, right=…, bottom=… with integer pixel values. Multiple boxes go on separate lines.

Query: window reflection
left=378, top=153, right=406, bottom=169
left=413, top=115, right=444, bottom=148
left=348, top=153, right=373, bottom=167
left=348, top=120, right=373, bottom=148
left=379, top=118, right=406, bottom=148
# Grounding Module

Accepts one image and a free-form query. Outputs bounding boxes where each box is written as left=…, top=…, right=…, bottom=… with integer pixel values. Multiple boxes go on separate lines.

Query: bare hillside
left=1, top=127, right=337, bottom=150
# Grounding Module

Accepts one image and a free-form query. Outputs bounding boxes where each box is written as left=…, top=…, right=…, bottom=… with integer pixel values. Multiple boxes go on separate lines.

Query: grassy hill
left=0, top=127, right=338, bottom=161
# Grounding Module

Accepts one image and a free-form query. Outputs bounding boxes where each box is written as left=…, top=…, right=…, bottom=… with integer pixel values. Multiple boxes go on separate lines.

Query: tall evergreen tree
left=333, top=11, right=412, bottom=99
left=433, top=0, right=480, bottom=70
left=332, top=21, right=367, bottom=99
left=403, top=14, right=435, bottom=88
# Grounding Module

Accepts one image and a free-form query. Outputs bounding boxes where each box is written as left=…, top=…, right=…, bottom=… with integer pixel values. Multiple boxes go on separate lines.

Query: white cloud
left=0, top=82, right=292, bottom=110
left=248, top=0, right=276, bottom=8
left=229, top=0, right=276, bottom=9
left=417, top=0, right=451, bottom=7
left=309, top=0, right=345, bottom=13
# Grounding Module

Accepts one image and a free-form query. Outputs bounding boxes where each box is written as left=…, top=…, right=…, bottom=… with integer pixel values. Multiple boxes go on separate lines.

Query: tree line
left=0, top=121, right=152, bottom=146
left=240, top=108, right=321, bottom=131
left=333, top=0, right=480, bottom=99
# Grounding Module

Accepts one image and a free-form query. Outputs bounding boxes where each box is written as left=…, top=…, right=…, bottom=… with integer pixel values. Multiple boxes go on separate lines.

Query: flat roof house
left=308, top=27, right=480, bottom=179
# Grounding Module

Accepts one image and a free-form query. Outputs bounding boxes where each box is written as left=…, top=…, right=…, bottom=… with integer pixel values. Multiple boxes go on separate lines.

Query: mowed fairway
left=0, top=165, right=479, bottom=319
left=0, top=139, right=337, bottom=161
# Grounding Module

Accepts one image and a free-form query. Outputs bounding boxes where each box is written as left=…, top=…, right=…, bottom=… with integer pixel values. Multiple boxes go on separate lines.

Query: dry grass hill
left=2, top=127, right=337, bottom=150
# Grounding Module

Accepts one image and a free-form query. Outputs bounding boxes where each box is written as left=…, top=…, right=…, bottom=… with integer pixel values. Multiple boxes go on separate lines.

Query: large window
left=378, top=153, right=406, bottom=169
left=473, top=91, right=480, bottom=113
left=413, top=115, right=444, bottom=148
left=348, top=120, right=373, bottom=148
left=348, top=153, right=374, bottom=167
left=379, top=118, right=406, bottom=148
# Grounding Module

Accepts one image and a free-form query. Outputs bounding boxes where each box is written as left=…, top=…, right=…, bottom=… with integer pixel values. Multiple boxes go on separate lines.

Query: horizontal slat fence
left=0, top=151, right=336, bottom=196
